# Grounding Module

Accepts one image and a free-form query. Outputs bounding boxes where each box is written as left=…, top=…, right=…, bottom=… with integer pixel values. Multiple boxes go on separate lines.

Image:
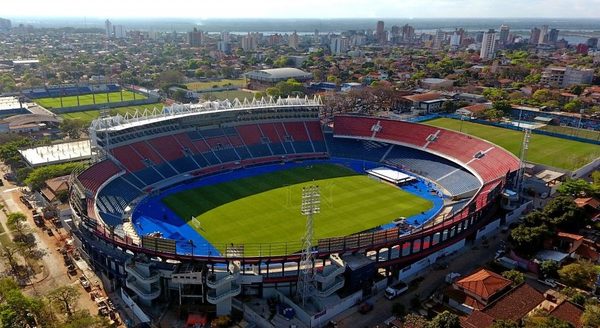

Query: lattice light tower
left=515, top=128, right=531, bottom=194
left=298, top=185, right=320, bottom=307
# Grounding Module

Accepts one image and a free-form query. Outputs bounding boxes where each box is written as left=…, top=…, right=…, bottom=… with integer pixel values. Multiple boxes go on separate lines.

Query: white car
left=385, top=281, right=408, bottom=300
left=538, top=278, right=558, bottom=288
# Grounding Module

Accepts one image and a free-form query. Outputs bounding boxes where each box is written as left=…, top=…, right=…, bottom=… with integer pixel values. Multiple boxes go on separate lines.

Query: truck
left=384, top=281, right=408, bottom=300
left=79, top=275, right=91, bottom=290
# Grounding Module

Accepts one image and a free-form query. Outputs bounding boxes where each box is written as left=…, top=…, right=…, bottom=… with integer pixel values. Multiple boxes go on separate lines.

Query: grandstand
left=68, top=98, right=520, bottom=321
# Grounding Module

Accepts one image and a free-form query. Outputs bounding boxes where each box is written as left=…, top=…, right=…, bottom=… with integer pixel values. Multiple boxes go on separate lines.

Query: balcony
left=315, top=276, right=344, bottom=298
left=125, top=277, right=161, bottom=300
left=124, top=264, right=160, bottom=284
left=206, top=272, right=238, bottom=289
left=206, top=283, right=241, bottom=304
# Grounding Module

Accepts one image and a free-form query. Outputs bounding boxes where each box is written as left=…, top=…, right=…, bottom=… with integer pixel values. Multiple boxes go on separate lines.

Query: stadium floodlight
left=298, top=185, right=320, bottom=307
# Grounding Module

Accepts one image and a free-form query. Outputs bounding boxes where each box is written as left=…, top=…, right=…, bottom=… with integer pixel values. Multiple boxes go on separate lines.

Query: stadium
left=68, top=97, right=520, bottom=325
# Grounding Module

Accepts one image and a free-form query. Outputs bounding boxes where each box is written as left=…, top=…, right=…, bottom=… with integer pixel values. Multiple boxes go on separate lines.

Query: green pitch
left=35, top=91, right=147, bottom=109
left=163, top=164, right=432, bottom=255
left=426, top=118, right=600, bottom=171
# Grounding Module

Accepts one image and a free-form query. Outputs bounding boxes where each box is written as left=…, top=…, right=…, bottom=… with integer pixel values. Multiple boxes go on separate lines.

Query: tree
left=47, top=285, right=80, bottom=317
left=524, top=314, right=572, bottom=328
left=543, top=195, right=584, bottom=231
left=428, top=311, right=460, bottom=328
left=502, top=270, right=525, bottom=286
left=23, top=162, right=86, bottom=190
left=558, top=261, right=597, bottom=289
left=492, top=100, right=513, bottom=116
left=491, top=320, right=519, bottom=328
left=510, top=225, right=551, bottom=256
left=564, top=99, right=583, bottom=113
left=482, top=88, right=509, bottom=101
left=404, top=313, right=429, bottom=328
left=60, top=119, right=87, bottom=139
left=64, top=310, right=111, bottom=328
left=557, top=179, right=594, bottom=197
left=157, top=70, right=184, bottom=88
left=540, top=260, right=559, bottom=279
left=0, top=288, right=45, bottom=328
left=7, top=212, right=29, bottom=238
left=532, top=89, right=554, bottom=103
left=582, top=304, right=600, bottom=328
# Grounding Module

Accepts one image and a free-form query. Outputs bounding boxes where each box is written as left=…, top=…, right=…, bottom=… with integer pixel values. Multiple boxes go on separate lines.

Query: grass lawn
left=36, top=91, right=147, bottom=109
left=163, top=164, right=432, bottom=254
left=0, top=233, right=12, bottom=247
left=59, top=103, right=163, bottom=125
left=199, top=90, right=255, bottom=101
left=186, top=79, right=245, bottom=91
left=426, top=118, right=600, bottom=170
left=538, top=125, right=600, bottom=141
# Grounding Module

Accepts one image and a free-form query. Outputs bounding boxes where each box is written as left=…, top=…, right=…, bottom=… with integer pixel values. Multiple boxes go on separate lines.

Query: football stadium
left=69, top=97, right=521, bottom=322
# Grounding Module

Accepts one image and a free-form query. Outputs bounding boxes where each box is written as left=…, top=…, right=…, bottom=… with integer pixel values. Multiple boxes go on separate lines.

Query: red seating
left=260, top=123, right=283, bottom=143
left=284, top=122, right=310, bottom=141
left=205, top=136, right=232, bottom=149
left=236, top=125, right=263, bottom=145
left=131, top=141, right=164, bottom=164
left=333, top=116, right=520, bottom=183
left=78, top=160, right=121, bottom=194
left=148, top=136, right=183, bottom=161
left=305, top=121, right=324, bottom=141
left=111, top=145, right=146, bottom=172
left=228, top=135, right=245, bottom=147
left=173, top=133, right=201, bottom=154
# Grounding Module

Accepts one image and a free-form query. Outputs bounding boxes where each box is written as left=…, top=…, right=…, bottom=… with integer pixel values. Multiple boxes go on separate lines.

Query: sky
left=4, top=0, right=600, bottom=19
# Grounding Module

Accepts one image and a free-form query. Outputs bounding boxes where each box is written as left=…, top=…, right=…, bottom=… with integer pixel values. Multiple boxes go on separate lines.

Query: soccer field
left=162, top=164, right=432, bottom=254
left=35, top=91, right=147, bottom=109
left=60, top=103, right=163, bottom=124
left=426, top=118, right=600, bottom=171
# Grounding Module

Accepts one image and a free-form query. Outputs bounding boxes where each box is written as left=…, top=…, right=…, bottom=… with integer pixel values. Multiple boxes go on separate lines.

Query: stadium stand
left=77, top=160, right=122, bottom=193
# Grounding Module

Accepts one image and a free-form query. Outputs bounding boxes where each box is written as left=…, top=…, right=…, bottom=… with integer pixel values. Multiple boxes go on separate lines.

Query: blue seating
left=247, top=144, right=272, bottom=157
left=326, top=134, right=390, bottom=162
left=134, top=167, right=163, bottom=185
left=171, top=157, right=199, bottom=173
left=155, top=163, right=178, bottom=177
left=269, top=143, right=287, bottom=155
left=201, top=151, right=221, bottom=165
left=96, top=177, right=142, bottom=226
left=214, top=148, right=240, bottom=163
left=235, top=147, right=252, bottom=159
left=293, top=141, right=314, bottom=154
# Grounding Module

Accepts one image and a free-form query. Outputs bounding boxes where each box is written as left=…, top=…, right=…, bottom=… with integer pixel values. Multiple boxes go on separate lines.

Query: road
left=334, top=234, right=507, bottom=328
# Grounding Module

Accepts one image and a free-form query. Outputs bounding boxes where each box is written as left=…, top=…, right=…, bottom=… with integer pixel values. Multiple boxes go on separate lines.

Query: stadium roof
left=0, top=97, right=25, bottom=111
left=19, top=140, right=92, bottom=167
left=244, top=67, right=312, bottom=82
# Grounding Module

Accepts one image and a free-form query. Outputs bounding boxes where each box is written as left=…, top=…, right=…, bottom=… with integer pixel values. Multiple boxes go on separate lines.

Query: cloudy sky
left=4, top=0, right=600, bottom=18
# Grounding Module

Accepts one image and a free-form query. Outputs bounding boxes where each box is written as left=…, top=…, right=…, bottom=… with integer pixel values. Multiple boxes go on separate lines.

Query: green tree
left=564, top=99, right=583, bottom=113
left=60, top=119, right=87, bottom=139
left=532, top=89, right=553, bottom=103
left=543, top=196, right=584, bottom=231
left=540, top=260, right=559, bottom=279
left=491, top=320, right=519, bottom=328
left=582, top=304, right=600, bottom=328
left=502, top=270, right=525, bottom=286
left=428, top=311, right=460, bottom=328
left=23, top=162, right=86, bottom=190
left=47, top=285, right=80, bottom=317
left=6, top=212, right=29, bottom=238
left=557, top=179, right=595, bottom=197
left=64, top=310, right=111, bottom=328
left=404, top=313, right=429, bottom=328
left=492, top=100, right=513, bottom=116
left=558, top=261, right=597, bottom=289
left=482, top=87, right=509, bottom=101
left=524, top=314, right=572, bottom=328
left=510, top=225, right=551, bottom=256
left=524, top=73, right=541, bottom=84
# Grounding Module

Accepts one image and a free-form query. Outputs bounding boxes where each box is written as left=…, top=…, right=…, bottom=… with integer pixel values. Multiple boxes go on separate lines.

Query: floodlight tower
left=298, top=185, right=320, bottom=307
left=515, top=129, right=531, bottom=194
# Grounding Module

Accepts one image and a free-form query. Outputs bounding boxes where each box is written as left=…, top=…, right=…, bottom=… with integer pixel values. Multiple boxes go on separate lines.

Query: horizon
left=3, top=0, right=600, bottom=19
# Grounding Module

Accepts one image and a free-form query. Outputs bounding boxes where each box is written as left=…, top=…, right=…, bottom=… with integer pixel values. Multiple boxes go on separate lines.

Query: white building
left=330, top=37, right=349, bottom=55
left=104, top=19, right=112, bottom=38
left=539, top=25, right=549, bottom=44
left=499, top=25, right=510, bottom=45
left=241, top=33, right=258, bottom=51
left=540, top=66, right=594, bottom=88
left=480, top=29, right=496, bottom=60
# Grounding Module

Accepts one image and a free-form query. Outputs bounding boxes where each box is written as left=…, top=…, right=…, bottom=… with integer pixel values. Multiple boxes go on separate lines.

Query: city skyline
left=4, top=0, right=600, bottom=19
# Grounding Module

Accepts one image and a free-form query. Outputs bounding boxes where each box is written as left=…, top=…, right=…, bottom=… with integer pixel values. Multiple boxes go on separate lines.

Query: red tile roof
left=403, top=92, right=444, bottom=102
left=455, top=269, right=512, bottom=300
left=460, top=103, right=490, bottom=114
left=549, top=301, right=584, bottom=328
left=461, top=311, right=495, bottom=328
left=483, top=284, right=545, bottom=321
left=557, top=232, right=584, bottom=242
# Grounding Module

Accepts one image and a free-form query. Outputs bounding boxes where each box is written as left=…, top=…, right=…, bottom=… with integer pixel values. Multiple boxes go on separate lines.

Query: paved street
left=334, top=233, right=507, bottom=328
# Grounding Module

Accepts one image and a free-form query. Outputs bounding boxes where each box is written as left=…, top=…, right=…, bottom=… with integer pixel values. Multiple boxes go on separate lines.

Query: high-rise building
left=241, top=33, right=258, bottom=51
left=289, top=31, right=299, bottom=50
left=0, top=18, right=11, bottom=32
left=217, top=41, right=231, bottom=54
left=376, top=21, right=385, bottom=44
left=541, top=66, right=594, bottom=87
left=221, top=31, right=230, bottom=42
left=402, top=24, right=415, bottom=42
left=105, top=19, right=112, bottom=38
left=390, top=25, right=401, bottom=43
left=330, top=37, right=349, bottom=54
left=433, top=29, right=445, bottom=49
left=450, top=29, right=462, bottom=48
left=499, top=24, right=510, bottom=45
left=587, top=37, right=599, bottom=49
left=113, top=25, right=125, bottom=39
left=188, top=28, right=203, bottom=47
left=548, top=29, right=559, bottom=44
left=529, top=28, right=541, bottom=45
left=538, top=25, right=549, bottom=44
left=480, top=29, right=497, bottom=60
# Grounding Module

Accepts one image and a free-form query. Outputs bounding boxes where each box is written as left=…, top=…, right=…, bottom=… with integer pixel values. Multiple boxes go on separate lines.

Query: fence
left=50, top=97, right=160, bottom=114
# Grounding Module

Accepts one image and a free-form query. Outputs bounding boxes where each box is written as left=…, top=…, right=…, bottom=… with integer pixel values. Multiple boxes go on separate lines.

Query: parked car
left=79, top=276, right=91, bottom=290
left=538, top=278, right=558, bottom=288
left=385, top=281, right=409, bottom=300
left=67, top=264, right=77, bottom=275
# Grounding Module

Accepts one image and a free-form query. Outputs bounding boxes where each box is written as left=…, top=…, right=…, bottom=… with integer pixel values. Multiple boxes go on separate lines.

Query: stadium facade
left=68, top=97, right=520, bottom=326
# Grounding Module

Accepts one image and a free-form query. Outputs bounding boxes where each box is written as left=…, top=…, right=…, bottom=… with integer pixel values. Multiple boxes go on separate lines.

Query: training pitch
left=426, top=118, right=600, bottom=171
left=162, top=164, right=432, bottom=253
left=35, top=91, right=147, bottom=109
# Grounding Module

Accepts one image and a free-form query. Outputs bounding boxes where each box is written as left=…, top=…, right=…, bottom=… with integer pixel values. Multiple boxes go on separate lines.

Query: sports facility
left=133, top=161, right=436, bottom=256
left=425, top=117, right=600, bottom=170
left=36, top=90, right=146, bottom=109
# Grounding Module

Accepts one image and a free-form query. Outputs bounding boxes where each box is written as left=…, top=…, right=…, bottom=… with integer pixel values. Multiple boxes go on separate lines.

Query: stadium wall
left=50, top=98, right=160, bottom=114
left=572, top=157, right=600, bottom=179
